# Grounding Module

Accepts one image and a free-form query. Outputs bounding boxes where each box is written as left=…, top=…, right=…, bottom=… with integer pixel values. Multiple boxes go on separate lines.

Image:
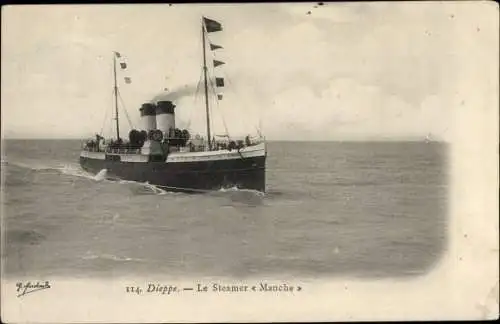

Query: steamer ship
left=79, top=17, right=266, bottom=192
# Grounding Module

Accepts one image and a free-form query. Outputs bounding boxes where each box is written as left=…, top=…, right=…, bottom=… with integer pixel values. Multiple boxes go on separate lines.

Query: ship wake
left=212, top=186, right=266, bottom=207
left=6, top=159, right=101, bottom=180
left=118, top=180, right=170, bottom=195
left=5, top=160, right=171, bottom=195
left=218, top=186, right=266, bottom=197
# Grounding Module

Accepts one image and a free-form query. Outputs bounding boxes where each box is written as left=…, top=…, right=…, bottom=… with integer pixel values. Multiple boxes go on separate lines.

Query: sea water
left=1, top=140, right=448, bottom=279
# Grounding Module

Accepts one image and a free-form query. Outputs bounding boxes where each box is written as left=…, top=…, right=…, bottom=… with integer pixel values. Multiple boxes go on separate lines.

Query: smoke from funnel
left=150, top=84, right=199, bottom=103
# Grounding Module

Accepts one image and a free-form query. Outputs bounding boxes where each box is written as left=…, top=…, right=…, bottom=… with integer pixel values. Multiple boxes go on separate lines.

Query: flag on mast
left=120, top=62, right=127, bottom=69
left=213, top=60, right=225, bottom=67
left=215, top=77, right=225, bottom=87
left=114, top=51, right=121, bottom=58
left=203, top=17, right=222, bottom=33
left=210, top=43, right=223, bottom=50
left=124, top=77, right=132, bottom=84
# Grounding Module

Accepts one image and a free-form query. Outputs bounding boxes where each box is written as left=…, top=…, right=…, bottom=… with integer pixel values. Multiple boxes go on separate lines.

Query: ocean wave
left=264, top=189, right=285, bottom=198
left=213, top=186, right=266, bottom=207
left=118, top=180, right=171, bottom=195
left=6, top=158, right=173, bottom=196
left=81, top=252, right=144, bottom=262
left=6, top=159, right=99, bottom=179
left=81, top=171, right=173, bottom=196
left=218, top=186, right=266, bottom=197
left=6, top=160, right=57, bottom=172
left=142, top=182, right=170, bottom=195
left=6, top=159, right=117, bottom=184
left=59, top=165, right=106, bottom=181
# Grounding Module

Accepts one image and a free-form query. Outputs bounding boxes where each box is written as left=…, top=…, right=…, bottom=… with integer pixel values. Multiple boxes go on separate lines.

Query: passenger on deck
left=94, top=134, right=103, bottom=151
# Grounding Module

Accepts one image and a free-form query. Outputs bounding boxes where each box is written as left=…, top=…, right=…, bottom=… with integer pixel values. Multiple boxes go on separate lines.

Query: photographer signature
left=16, top=281, right=51, bottom=298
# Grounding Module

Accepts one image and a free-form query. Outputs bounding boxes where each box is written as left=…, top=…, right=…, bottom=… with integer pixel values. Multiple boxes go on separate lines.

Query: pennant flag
left=124, top=77, right=132, bottom=84
left=213, top=60, right=225, bottom=67
left=114, top=51, right=121, bottom=58
left=120, top=62, right=127, bottom=69
left=210, top=43, right=223, bottom=51
left=217, top=94, right=223, bottom=100
left=215, top=77, right=224, bottom=87
left=203, top=17, right=222, bottom=33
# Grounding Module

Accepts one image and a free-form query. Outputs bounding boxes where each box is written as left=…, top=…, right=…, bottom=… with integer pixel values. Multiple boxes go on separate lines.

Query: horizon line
left=0, top=136, right=447, bottom=143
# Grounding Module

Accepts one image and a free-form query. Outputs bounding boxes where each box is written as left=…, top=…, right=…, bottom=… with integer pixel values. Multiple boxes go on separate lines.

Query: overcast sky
left=1, top=2, right=498, bottom=140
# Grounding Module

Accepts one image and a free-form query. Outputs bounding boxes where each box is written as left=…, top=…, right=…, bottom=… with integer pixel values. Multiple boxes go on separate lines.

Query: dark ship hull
left=79, top=143, right=266, bottom=193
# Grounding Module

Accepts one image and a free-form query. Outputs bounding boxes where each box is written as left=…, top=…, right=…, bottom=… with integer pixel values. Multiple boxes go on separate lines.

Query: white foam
left=81, top=252, right=143, bottom=262
left=93, top=169, right=108, bottom=181
left=143, top=182, right=169, bottom=195
left=7, top=159, right=109, bottom=183
left=58, top=164, right=97, bottom=179
left=118, top=179, right=170, bottom=195
left=218, top=185, right=266, bottom=197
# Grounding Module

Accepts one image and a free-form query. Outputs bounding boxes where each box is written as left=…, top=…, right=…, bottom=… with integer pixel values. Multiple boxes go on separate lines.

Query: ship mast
left=201, top=20, right=212, bottom=151
left=113, top=53, right=120, bottom=140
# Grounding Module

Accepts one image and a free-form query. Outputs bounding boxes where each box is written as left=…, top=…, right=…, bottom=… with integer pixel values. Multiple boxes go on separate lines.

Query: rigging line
left=102, top=62, right=113, bottom=138
left=223, top=74, right=262, bottom=137
left=217, top=102, right=231, bottom=140
left=212, top=73, right=233, bottom=138
left=211, top=58, right=243, bottom=157
left=209, top=72, right=222, bottom=140
left=194, top=67, right=204, bottom=103
left=207, top=76, right=215, bottom=140
left=206, top=70, right=217, bottom=140
left=209, top=80, right=228, bottom=137
left=201, top=19, right=213, bottom=150
left=117, top=89, right=134, bottom=129
left=207, top=69, right=231, bottom=140
left=100, top=89, right=113, bottom=136
left=186, top=67, right=206, bottom=130
left=206, top=33, right=221, bottom=61
left=101, top=88, right=115, bottom=137
left=205, top=39, right=241, bottom=140
left=205, top=35, right=226, bottom=135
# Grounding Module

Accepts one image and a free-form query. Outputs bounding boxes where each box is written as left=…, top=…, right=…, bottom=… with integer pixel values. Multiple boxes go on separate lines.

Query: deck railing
left=105, top=148, right=141, bottom=155
left=82, top=138, right=264, bottom=154
left=82, top=146, right=104, bottom=153
left=82, top=146, right=140, bottom=155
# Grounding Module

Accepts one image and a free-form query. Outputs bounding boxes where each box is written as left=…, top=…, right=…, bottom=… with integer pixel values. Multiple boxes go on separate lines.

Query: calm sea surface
left=1, top=140, right=448, bottom=279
